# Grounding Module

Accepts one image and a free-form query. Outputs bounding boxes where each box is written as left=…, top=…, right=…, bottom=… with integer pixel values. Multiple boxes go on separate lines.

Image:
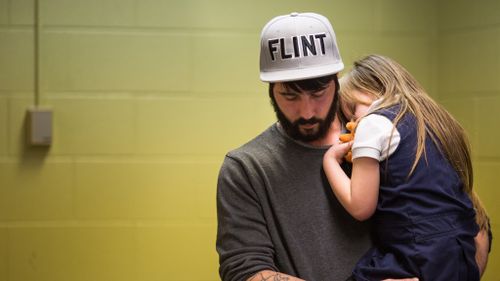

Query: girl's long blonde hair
left=340, top=54, right=488, bottom=231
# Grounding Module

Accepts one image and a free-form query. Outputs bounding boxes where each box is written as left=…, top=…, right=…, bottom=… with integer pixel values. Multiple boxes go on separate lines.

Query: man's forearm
left=247, top=270, right=305, bottom=281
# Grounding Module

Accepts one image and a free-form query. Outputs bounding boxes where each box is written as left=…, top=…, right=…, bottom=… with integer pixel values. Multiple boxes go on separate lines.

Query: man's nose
left=298, top=97, right=315, bottom=119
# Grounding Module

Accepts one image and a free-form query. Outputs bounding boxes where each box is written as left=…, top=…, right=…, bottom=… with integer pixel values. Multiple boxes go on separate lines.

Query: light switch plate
left=27, top=108, right=52, bottom=146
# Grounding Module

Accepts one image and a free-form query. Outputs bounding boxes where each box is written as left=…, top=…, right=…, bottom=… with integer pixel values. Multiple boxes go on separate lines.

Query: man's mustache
left=295, top=118, right=321, bottom=125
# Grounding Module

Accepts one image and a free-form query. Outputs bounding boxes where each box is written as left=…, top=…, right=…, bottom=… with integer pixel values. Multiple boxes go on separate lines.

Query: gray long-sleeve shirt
left=216, top=123, right=371, bottom=281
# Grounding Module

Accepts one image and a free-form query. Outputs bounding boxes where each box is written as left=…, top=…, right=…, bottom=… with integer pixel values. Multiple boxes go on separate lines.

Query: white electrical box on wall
left=27, top=108, right=53, bottom=146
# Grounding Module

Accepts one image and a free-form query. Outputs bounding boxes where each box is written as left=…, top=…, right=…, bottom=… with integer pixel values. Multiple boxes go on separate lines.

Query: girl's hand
left=324, top=141, right=353, bottom=163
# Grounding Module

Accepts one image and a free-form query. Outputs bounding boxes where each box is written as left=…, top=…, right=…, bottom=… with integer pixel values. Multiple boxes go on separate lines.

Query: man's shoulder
left=226, top=123, right=280, bottom=159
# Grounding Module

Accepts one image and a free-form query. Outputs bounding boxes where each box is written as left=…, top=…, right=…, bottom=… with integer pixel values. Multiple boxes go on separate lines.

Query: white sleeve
left=352, top=114, right=401, bottom=161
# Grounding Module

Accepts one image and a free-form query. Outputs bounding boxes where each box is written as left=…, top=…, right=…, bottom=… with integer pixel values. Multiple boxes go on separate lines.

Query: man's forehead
left=274, top=83, right=302, bottom=94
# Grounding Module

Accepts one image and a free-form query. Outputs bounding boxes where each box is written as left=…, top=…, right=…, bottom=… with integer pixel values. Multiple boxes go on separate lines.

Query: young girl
left=323, top=55, right=489, bottom=281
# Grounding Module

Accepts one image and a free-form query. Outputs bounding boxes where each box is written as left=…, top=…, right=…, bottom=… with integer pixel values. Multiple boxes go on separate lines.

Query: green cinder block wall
left=0, top=0, right=497, bottom=280
left=437, top=1, right=500, bottom=280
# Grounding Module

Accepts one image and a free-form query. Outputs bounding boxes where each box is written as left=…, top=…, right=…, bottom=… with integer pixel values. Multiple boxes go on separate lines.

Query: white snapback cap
left=259, top=12, right=344, bottom=82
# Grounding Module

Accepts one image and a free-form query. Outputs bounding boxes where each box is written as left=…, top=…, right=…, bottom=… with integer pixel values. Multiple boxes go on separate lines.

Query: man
left=216, top=12, right=490, bottom=281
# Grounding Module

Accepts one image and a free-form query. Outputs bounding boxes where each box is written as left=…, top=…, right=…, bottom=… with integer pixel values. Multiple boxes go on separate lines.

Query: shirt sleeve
left=216, top=155, right=277, bottom=281
left=352, top=114, right=401, bottom=161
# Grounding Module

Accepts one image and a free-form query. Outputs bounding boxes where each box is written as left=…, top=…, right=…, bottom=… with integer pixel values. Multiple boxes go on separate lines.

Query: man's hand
left=475, top=228, right=490, bottom=276
left=382, top=279, right=418, bottom=281
left=248, top=271, right=420, bottom=281
left=247, top=270, right=305, bottom=281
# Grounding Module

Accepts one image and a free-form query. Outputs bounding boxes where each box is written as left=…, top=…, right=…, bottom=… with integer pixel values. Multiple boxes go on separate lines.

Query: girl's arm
left=323, top=145, right=380, bottom=221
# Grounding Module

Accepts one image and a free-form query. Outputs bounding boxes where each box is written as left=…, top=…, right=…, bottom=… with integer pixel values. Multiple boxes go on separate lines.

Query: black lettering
left=315, top=33, right=327, bottom=55
left=280, top=38, right=292, bottom=59
left=301, top=35, right=316, bottom=56
left=292, top=36, right=300, bottom=57
left=268, top=39, right=279, bottom=61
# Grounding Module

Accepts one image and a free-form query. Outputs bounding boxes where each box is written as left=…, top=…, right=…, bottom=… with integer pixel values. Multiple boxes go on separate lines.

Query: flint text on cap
left=268, top=33, right=327, bottom=61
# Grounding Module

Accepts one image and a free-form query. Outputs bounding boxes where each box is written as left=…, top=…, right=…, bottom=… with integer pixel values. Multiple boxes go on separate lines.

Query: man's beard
left=271, top=93, right=338, bottom=143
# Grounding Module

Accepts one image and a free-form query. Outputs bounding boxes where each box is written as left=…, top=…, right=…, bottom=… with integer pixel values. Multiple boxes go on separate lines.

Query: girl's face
left=346, top=89, right=376, bottom=121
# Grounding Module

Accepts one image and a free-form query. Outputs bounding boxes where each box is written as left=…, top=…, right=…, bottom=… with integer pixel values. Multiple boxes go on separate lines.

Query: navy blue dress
left=352, top=106, right=479, bottom=281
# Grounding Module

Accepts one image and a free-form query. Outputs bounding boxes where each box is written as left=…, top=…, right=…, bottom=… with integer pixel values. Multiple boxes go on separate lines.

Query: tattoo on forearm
left=251, top=272, right=291, bottom=281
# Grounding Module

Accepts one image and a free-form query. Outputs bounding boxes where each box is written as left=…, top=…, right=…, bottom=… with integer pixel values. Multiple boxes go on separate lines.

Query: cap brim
left=260, top=63, right=344, bottom=82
